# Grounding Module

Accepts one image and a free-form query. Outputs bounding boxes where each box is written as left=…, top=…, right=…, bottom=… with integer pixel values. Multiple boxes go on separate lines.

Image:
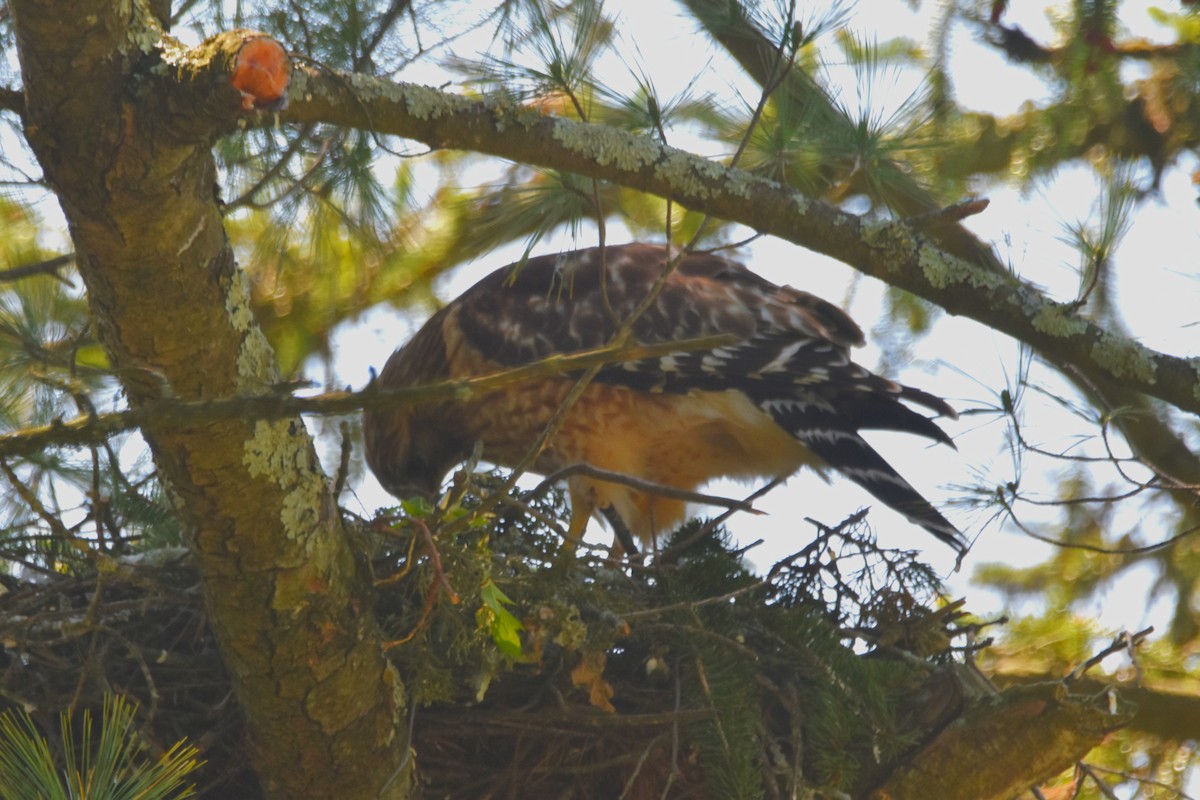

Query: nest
left=0, top=508, right=978, bottom=799
left=0, top=548, right=255, bottom=795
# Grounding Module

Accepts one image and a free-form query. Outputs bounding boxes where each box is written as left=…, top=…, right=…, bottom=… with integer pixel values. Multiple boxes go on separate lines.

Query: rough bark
left=870, top=684, right=1131, bottom=800
left=10, top=4, right=410, bottom=798
left=993, top=673, right=1200, bottom=743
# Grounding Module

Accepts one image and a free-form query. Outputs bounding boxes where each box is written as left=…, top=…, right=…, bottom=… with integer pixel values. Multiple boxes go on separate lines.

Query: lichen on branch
left=274, top=68, right=1200, bottom=420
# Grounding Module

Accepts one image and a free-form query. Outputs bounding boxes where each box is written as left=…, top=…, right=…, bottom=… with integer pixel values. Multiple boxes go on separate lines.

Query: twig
left=98, top=624, right=162, bottom=730
left=617, top=733, right=666, bottom=800
left=623, top=576, right=767, bottom=621
left=660, top=664, right=682, bottom=800
left=0, top=459, right=94, bottom=564
left=0, top=253, right=75, bottom=283
left=528, top=463, right=760, bottom=515
left=1067, top=627, right=1153, bottom=683
left=378, top=695, right=419, bottom=798
left=600, top=505, right=640, bottom=556
left=657, top=479, right=782, bottom=563
left=333, top=420, right=353, bottom=498
left=998, top=493, right=1200, bottom=556
left=906, top=199, right=991, bottom=230
left=224, top=122, right=316, bottom=210
left=1082, top=762, right=1194, bottom=799
left=371, top=519, right=421, bottom=587
left=383, top=517, right=458, bottom=649
left=1078, top=762, right=1121, bottom=800
left=494, top=492, right=568, bottom=540
left=0, top=333, right=737, bottom=460
left=692, top=654, right=732, bottom=757
left=68, top=575, right=108, bottom=714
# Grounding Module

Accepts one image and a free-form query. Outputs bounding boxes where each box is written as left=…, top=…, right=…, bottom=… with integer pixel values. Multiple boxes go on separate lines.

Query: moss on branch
left=870, top=683, right=1131, bottom=800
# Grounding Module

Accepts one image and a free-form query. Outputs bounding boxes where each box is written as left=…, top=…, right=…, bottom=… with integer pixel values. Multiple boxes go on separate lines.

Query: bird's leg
left=600, top=505, right=640, bottom=558
left=549, top=496, right=594, bottom=572
left=563, top=504, right=589, bottom=552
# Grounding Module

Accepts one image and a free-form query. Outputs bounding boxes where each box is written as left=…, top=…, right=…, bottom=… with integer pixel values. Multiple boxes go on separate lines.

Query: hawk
left=364, top=243, right=966, bottom=557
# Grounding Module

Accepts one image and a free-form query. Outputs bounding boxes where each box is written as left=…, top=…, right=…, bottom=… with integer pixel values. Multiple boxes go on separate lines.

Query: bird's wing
left=451, top=243, right=966, bottom=554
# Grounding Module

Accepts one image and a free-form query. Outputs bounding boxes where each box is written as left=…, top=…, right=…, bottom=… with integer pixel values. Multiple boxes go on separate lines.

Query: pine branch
left=0, top=334, right=735, bottom=459
left=679, top=0, right=1003, bottom=270
left=275, top=66, right=1200, bottom=425
left=677, top=0, right=1200, bottom=500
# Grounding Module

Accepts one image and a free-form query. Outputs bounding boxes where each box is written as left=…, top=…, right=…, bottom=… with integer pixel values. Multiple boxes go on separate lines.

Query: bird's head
left=364, top=404, right=464, bottom=502
left=363, top=312, right=466, bottom=503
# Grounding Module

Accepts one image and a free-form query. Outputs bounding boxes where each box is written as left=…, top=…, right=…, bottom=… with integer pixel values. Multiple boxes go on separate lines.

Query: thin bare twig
left=1082, top=762, right=1194, bottom=799
left=906, top=198, right=991, bottom=231
left=622, top=576, right=767, bottom=621
left=528, top=463, right=760, bottom=515
left=998, top=492, right=1200, bottom=556
left=0, top=253, right=75, bottom=283
left=224, top=123, right=317, bottom=210
left=0, top=333, right=736, bottom=460
left=1066, top=627, right=1153, bottom=683
left=1078, top=762, right=1121, bottom=800
left=657, top=479, right=783, bottom=563
left=0, top=459, right=80, bottom=548
left=334, top=420, right=353, bottom=498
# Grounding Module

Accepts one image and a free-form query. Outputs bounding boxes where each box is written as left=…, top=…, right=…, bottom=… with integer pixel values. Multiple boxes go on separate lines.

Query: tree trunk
left=10, top=3, right=410, bottom=797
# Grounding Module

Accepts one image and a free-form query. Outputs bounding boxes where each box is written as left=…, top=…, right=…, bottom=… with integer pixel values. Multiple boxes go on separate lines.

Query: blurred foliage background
left=2, top=0, right=1200, bottom=796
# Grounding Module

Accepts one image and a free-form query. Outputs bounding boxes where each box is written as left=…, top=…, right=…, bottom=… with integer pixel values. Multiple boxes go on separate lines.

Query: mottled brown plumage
left=364, top=243, right=966, bottom=555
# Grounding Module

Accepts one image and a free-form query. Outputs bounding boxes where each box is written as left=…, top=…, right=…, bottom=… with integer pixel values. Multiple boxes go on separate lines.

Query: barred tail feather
left=764, top=398, right=968, bottom=555
left=836, top=393, right=956, bottom=448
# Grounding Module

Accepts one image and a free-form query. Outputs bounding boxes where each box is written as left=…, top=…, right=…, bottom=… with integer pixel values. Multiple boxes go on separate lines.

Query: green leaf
left=400, top=496, right=432, bottom=517
left=477, top=578, right=525, bottom=660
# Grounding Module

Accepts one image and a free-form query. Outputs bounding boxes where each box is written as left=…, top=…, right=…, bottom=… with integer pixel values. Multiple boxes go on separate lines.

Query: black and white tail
left=760, top=391, right=968, bottom=559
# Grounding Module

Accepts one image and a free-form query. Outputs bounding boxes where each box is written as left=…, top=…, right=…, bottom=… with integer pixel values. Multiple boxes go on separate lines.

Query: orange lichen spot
left=231, top=37, right=290, bottom=111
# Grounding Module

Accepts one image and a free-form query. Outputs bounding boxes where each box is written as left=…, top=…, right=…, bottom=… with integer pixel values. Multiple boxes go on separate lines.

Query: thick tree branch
left=869, top=683, right=1130, bottom=800
left=277, top=69, right=1200, bottom=420
left=993, top=673, right=1200, bottom=743
left=676, top=0, right=1200, bottom=501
